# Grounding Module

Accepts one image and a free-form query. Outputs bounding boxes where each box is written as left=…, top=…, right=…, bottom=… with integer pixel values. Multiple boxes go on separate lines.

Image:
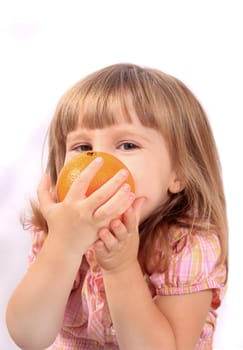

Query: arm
left=6, top=160, right=135, bottom=350
left=103, top=261, right=177, bottom=350
left=6, top=237, right=82, bottom=350
left=94, top=204, right=211, bottom=350
left=154, top=290, right=212, bottom=349
left=103, top=264, right=211, bottom=350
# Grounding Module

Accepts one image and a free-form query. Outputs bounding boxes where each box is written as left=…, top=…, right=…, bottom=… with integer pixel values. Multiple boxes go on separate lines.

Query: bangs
left=53, top=64, right=163, bottom=143
left=79, top=89, right=134, bottom=129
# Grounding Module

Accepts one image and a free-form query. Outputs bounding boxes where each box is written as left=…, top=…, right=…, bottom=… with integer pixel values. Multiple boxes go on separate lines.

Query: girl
left=6, top=63, right=228, bottom=350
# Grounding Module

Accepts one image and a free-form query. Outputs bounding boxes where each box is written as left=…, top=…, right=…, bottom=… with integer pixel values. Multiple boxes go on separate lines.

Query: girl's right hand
left=37, top=157, right=135, bottom=260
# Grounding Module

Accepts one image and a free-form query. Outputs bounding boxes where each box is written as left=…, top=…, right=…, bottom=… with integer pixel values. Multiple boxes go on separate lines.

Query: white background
left=0, top=1, right=242, bottom=349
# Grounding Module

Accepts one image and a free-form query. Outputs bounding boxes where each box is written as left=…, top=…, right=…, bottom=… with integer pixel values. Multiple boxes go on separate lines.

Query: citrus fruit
left=56, top=151, right=135, bottom=201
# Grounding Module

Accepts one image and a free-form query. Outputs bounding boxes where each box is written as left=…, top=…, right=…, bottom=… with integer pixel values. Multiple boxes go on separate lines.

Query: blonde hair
left=28, top=63, right=228, bottom=274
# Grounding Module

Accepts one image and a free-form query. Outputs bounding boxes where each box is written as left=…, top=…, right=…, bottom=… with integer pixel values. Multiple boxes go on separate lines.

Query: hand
left=94, top=197, right=145, bottom=273
left=37, top=158, right=135, bottom=259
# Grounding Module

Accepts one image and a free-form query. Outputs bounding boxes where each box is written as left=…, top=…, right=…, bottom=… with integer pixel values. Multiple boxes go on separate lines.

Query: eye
left=119, top=142, right=139, bottom=151
left=73, top=144, right=92, bottom=152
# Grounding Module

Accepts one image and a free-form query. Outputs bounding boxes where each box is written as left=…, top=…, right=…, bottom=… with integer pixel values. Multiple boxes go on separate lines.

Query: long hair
left=27, top=63, right=228, bottom=274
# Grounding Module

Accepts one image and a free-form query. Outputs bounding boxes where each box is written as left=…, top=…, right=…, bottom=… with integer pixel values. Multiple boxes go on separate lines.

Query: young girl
left=6, top=63, right=228, bottom=350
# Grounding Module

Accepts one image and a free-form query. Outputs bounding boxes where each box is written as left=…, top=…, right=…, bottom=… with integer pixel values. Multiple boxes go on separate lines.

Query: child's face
left=64, top=109, right=180, bottom=223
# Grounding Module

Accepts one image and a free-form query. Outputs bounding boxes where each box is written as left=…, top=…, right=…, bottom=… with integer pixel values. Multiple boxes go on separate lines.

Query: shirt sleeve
left=149, top=230, right=227, bottom=309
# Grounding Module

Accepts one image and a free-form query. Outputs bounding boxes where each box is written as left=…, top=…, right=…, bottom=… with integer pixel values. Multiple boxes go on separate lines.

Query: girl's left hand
left=94, top=197, right=145, bottom=273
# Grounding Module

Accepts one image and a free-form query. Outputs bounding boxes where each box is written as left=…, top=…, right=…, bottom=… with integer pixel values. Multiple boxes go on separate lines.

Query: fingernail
left=112, top=219, right=121, bottom=228
left=120, top=169, right=128, bottom=177
left=94, top=157, right=103, bottom=164
left=122, top=183, right=130, bottom=192
left=129, top=193, right=135, bottom=201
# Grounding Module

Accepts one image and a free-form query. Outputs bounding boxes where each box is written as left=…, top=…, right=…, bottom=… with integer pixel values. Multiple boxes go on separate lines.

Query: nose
left=91, top=139, right=114, bottom=156
left=92, top=145, right=112, bottom=155
left=88, top=131, right=117, bottom=158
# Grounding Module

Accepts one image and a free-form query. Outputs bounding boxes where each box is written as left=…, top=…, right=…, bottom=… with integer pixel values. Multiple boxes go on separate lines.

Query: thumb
left=123, top=197, right=145, bottom=228
left=132, top=197, right=146, bottom=223
left=37, top=173, right=56, bottom=210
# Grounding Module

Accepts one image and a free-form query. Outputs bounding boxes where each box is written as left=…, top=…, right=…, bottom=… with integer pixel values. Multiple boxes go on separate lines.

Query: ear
left=168, top=175, right=185, bottom=194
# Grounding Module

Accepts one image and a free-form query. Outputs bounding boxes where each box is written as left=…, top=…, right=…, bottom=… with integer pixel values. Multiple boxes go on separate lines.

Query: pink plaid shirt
left=29, top=226, right=226, bottom=350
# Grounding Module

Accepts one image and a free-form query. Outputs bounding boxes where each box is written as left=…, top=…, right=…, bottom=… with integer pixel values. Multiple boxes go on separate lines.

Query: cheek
left=126, top=161, right=173, bottom=222
left=137, top=182, right=169, bottom=223
left=64, top=153, right=75, bottom=164
left=133, top=167, right=169, bottom=202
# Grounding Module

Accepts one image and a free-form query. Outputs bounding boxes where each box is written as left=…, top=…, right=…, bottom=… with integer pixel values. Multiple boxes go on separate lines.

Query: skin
left=6, top=111, right=212, bottom=350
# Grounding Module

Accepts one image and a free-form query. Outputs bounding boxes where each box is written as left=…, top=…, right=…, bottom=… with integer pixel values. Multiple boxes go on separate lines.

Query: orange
left=56, top=151, right=135, bottom=201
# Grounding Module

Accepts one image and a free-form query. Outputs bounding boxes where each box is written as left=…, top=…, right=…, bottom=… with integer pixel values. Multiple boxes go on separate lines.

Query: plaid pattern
left=29, top=227, right=226, bottom=349
left=45, top=330, right=118, bottom=350
left=149, top=227, right=227, bottom=348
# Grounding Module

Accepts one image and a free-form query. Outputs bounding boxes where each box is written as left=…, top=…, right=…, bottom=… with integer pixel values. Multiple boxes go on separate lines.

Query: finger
left=87, top=168, right=129, bottom=206
left=93, top=184, right=135, bottom=220
left=94, top=238, right=108, bottom=253
left=132, top=197, right=146, bottom=222
left=123, top=197, right=145, bottom=230
left=98, top=227, right=118, bottom=251
left=37, top=173, right=55, bottom=209
left=65, top=157, right=104, bottom=200
left=110, top=219, right=127, bottom=241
